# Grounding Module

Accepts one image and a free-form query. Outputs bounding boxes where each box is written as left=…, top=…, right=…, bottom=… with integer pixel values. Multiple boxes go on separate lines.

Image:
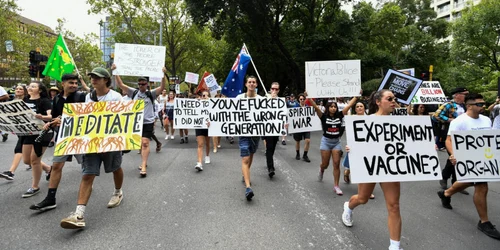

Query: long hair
left=368, top=89, right=392, bottom=115
left=412, top=104, right=429, bottom=116
left=16, top=84, right=28, bottom=99
left=351, top=101, right=367, bottom=115
left=325, top=101, right=342, bottom=118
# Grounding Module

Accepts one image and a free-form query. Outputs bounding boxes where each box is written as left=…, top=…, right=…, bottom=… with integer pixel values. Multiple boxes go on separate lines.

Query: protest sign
left=398, top=68, right=415, bottom=77
left=185, top=72, right=199, bottom=84
left=149, top=76, right=162, bottom=82
left=208, top=98, right=287, bottom=136
left=451, top=130, right=500, bottom=182
left=345, top=116, right=441, bottom=183
left=175, top=84, right=181, bottom=94
left=288, top=106, right=322, bottom=133
left=378, top=69, right=423, bottom=105
left=305, top=60, right=361, bottom=98
left=205, top=74, right=221, bottom=93
left=411, top=81, right=447, bottom=104
left=173, top=98, right=209, bottom=129
left=113, top=43, right=166, bottom=78
left=391, top=108, right=409, bottom=116
left=54, top=100, right=144, bottom=156
left=0, top=99, right=45, bottom=135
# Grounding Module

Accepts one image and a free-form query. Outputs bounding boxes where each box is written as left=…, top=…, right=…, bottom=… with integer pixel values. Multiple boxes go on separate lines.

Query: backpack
left=132, top=89, right=155, bottom=112
left=53, top=91, right=85, bottom=107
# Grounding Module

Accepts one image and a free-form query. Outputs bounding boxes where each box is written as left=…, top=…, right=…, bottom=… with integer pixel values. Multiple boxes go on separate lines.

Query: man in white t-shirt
left=0, top=86, right=9, bottom=142
left=437, top=93, right=500, bottom=240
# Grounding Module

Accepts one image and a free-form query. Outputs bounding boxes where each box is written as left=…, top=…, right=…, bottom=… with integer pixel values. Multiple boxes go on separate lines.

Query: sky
left=16, top=0, right=106, bottom=39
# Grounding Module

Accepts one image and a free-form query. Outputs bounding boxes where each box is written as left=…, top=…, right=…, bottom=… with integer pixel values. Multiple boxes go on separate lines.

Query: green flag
left=42, top=34, right=75, bottom=81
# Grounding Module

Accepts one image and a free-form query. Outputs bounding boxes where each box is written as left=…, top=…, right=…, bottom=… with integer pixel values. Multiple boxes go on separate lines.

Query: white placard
left=204, top=74, right=221, bottom=93
left=208, top=98, right=287, bottom=136
left=451, top=130, right=500, bottom=182
left=175, top=84, right=180, bottom=94
left=305, top=60, right=361, bottom=98
left=185, top=72, right=199, bottom=84
left=149, top=76, right=162, bottom=82
left=288, top=107, right=322, bottom=133
left=0, top=99, right=45, bottom=135
left=113, top=43, right=166, bottom=78
left=173, top=98, right=209, bottom=129
left=345, top=116, right=442, bottom=183
left=411, top=81, right=448, bottom=104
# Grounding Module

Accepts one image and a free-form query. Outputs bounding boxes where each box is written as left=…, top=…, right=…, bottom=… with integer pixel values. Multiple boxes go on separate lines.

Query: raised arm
left=78, top=74, right=90, bottom=92
left=153, top=67, right=168, bottom=96
left=306, top=92, right=323, bottom=119
left=111, top=64, right=132, bottom=93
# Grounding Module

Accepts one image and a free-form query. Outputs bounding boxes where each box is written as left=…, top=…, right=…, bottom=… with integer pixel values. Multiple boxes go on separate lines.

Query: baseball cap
left=450, top=87, right=468, bottom=95
left=88, top=67, right=111, bottom=78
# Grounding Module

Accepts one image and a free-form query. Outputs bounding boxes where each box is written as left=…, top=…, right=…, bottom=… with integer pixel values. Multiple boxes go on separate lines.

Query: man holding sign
left=437, top=93, right=500, bottom=240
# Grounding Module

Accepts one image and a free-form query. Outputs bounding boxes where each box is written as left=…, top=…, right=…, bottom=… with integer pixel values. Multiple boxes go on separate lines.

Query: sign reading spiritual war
left=54, top=100, right=145, bottom=156
left=0, top=99, right=45, bottom=135
left=288, top=106, right=322, bottom=133
left=345, top=116, right=442, bottom=183
left=451, top=130, right=500, bottom=183
left=391, top=108, right=409, bottom=116
left=185, top=72, right=199, bottom=84
left=208, top=98, right=287, bottom=137
left=305, top=60, right=361, bottom=98
left=113, top=43, right=166, bottom=78
left=378, top=69, right=423, bottom=105
left=173, top=98, right=209, bottom=129
left=411, top=81, right=448, bottom=104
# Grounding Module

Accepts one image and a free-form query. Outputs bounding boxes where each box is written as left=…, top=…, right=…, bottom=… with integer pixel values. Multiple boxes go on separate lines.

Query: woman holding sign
left=308, top=92, right=358, bottom=196
left=342, top=89, right=403, bottom=250
left=194, top=91, right=211, bottom=171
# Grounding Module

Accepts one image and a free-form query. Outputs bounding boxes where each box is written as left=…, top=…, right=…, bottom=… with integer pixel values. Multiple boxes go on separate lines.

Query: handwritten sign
left=305, top=60, right=361, bottom=98
left=113, top=43, right=166, bottom=78
left=288, top=106, right=322, bottom=133
left=391, top=108, right=409, bottom=116
left=173, top=98, right=209, bottom=129
left=185, top=72, right=199, bottom=84
left=452, top=130, right=500, bottom=182
left=411, top=81, right=447, bottom=104
left=0, top=99, right=45, bottom=135
left=345, top=116, right=441, bottom=183
left=378, top=69, right=423, bottom=105
left=54, top=100, right=144, bottom=156
left=204, top=74, right=221, bottom=93
left=208, top=98, right=287, bottom=136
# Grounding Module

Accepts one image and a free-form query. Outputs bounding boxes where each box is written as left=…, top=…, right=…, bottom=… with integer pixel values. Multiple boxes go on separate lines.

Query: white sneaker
left=205, top=156, right=210, bottom=164
left=217, top=145, right=221, bottom=148
left=165, top=135, right=170, bottom=140
left=170, top=135, right=174, bottom=140
left=342, top=202, right=353, bottom=227
left=195, top=163, right=203, bottom=171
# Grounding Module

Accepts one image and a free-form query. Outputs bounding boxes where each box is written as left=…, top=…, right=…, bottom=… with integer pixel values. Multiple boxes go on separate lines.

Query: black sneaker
left=48, top=141, right=55, bottom=148
left=303, top=155, right=311, bottom=163
left=295, top=154, right=300, bottom=160
left=30, top=198, right=57, bottom=211
left=180, top=138, right=185, bottom=144
left=185, top=137, right=188, bottom=143
left=2, top=134, right=7, bottom=142
left=268, top=166, right=275, bottom=179
left=229, top=137, right=234, bottom=144
left=477, top=221, right=500, bottom=240
left=439, top=179, right=447, bottom=189
left=22, top=188, right=40, bottom=198
left=437, top=190, right=452, bottom=209
left=245, top=187, right=254, bottom=201
left=459, top=189, right=470, bottom=195
left=281, top=140, right=286, bottom=145
left=0, top=171, right=14, bottom=180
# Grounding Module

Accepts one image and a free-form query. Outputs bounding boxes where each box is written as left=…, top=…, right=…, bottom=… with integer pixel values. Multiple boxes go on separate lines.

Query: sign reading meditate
left=288, top=106, right=322, bottom=133
left=184, top=72, right=199, bottom=84
left=54, top=100, right=145, bottom=156
left=345, top=116, right=442, bottom=183
left=113, top=43, right=166, bottom=78
left=378, top=69, right=423, bottom=105
left=305, top=60, right=361, bottom=98
left=173, top=98, right=209, bottom=129
left=451, top=130, right=500, bottom=183
left=0, top=99, right=45, bottom=135
left=208, top=98, right=287, bottom=136
left=411, top=81, right=448, bottom=104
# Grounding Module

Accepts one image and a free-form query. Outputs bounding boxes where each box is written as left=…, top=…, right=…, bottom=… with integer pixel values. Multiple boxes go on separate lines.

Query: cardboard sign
left=205, top=74, right=221, bottom=93
left=54, top=100, right=144, bottom=156
left=411, top=81, right=447, bottom=104
left=345, top=116, right=442, bottom=183
left=0, top=99, right=45, bottom=135
left=391, top=108, right=409, bottom=116
left=451, top=130, right=500, bottom=182
left=398, top=68, right=415, bottom=77
left=305, top=60, right=361, bottom=98
left=208, top=98, right=287, bottom=136
left=378, top=69, right=423, bottom=105
left=185, top=72, right=199, bottom=84
left=173, top=98, right=209, bottom=129
left=175, top=84, right=181, bottom=94
left=288, top=106, right=322, bottom=133
left=113, top=43, right=166, bottom=78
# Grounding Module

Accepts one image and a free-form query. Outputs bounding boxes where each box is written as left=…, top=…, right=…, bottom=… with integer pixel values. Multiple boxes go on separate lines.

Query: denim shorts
left=319, top=136, right=342, bottom=151
left=239, top=137, right=260, bottom=157
left=81, top=152, right=122, bottom=176
left=343, top=153, right=350, bottom=169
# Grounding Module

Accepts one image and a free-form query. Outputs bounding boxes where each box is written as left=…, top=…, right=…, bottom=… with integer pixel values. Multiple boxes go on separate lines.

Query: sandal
left=139, top=165, right=147, bottom=178
left=343, top=169, right=350, bottom=184
left=156, top=143, right=162, bottom=153
left=138, top=165, right=148, bottom=170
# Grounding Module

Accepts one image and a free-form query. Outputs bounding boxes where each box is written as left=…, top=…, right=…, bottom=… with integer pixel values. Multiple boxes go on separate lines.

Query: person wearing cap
left=432, top=87, right=469, bottom=194
left=60, top=67, right=125, bottom=229
left=112, top=64, right=167, bottom=178
left=48, top=87, right=60, bottom=101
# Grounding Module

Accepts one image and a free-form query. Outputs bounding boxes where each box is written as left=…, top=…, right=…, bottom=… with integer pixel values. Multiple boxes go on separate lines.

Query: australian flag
left=221, top=45, right=251, bottom=97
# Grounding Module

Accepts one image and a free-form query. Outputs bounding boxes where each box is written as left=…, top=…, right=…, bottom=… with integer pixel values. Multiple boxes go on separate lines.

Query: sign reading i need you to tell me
left=288, top=106, right=322, bottom=133
left=0, top=99, right=45, bottom=135
left=173, top=98, right=210, bottom=129
left=54, top=100, right=145, bottom=156
left=208, top=98, right=288, bottom=137
left=451, top=130, right=500, bottom=183
left=411, top=81, right=448, bottom=105
left=345, top=116, right=442, bottom=183
left=305, top=60, right=361, bottom=98
left=113, top=43, right=166, bottom=78
left=378, top=69, right=423, bottom=105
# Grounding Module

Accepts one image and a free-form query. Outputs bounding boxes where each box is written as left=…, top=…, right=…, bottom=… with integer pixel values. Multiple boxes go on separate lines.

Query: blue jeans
left=239, top=137, right=260, bottom=157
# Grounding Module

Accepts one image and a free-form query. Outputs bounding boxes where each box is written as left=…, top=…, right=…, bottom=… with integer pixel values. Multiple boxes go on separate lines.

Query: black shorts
left=23, top=134, right=52, bottom=157
left=142, top=123, right=154, bottom=139
left=15, top=136, right=25, bottom=154
left=195, top=129, right=208, bottom=137
left=293, top=132, right=311, bottom=141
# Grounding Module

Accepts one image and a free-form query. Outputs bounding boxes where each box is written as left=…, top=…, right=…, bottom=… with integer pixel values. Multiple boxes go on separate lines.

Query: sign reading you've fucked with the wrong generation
left=345, top=116, right=442, bottom=183
left=305, top=60, right=361, bottom=98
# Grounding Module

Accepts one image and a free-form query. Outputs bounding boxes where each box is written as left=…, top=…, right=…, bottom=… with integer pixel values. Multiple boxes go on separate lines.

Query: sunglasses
left=271, top=88, right=279, bottom=91
left=299, top=98, right=305, bottom=101
left=386, top=97, right=395, bottom=102
left=138, top=83, right=147, bottom=86
left=469, top=102, right=486, bottom=107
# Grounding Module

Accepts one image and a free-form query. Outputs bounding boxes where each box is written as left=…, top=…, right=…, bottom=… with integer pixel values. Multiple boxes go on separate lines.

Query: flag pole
left=244, top=43, right=268, bottom=94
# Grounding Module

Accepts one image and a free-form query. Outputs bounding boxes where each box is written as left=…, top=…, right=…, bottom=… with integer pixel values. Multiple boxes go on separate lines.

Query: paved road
left=0, top=127, right=499, bottom=249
